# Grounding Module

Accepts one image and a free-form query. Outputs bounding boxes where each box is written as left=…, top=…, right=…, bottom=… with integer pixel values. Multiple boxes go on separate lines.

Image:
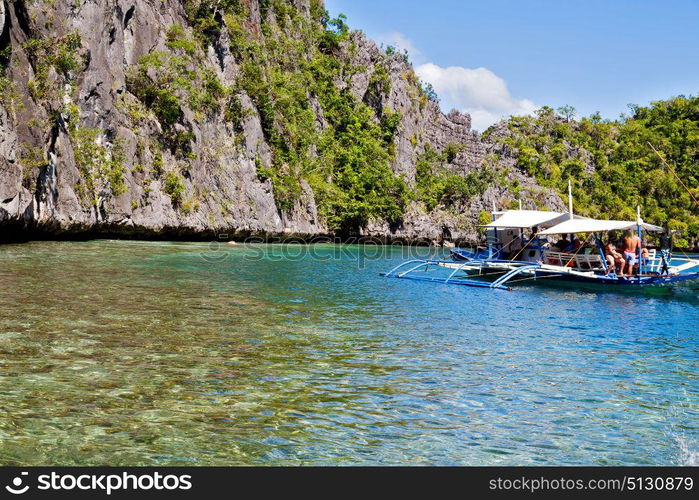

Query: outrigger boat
left=381, top=183, right=699, bottom=291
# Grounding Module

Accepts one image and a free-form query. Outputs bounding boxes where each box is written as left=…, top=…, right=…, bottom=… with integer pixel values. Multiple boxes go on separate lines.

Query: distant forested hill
left=485, top=96, right=699, bottom=248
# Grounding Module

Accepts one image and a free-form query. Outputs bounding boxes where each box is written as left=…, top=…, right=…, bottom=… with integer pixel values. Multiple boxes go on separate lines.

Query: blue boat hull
left=450, top=247, right=491, bottom=261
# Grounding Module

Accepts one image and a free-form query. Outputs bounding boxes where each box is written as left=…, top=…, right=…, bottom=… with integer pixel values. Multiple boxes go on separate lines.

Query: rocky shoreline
left=0, top=219, right=475, bottom=247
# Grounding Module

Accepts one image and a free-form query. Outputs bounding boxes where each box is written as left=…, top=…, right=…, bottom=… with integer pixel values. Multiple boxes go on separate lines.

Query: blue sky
left=325, top=0, right=699, bottom=130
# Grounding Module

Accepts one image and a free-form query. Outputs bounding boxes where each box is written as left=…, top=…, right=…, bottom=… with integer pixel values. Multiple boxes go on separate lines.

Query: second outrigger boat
left=381, top=184, right=699, bottom=292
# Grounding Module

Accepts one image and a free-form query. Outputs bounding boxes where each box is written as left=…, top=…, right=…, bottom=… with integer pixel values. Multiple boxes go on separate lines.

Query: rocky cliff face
left=0, top=0, right=563, bottom=243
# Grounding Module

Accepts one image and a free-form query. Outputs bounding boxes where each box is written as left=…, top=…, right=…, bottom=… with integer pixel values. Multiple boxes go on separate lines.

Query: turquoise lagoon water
left=0, top=240, right=696, bottom=465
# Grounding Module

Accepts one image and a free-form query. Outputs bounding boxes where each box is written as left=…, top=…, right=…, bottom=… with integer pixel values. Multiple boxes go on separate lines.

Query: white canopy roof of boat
left=483, top=210, right=585, bottom=229
left=537, top=218, right=664, bottom=235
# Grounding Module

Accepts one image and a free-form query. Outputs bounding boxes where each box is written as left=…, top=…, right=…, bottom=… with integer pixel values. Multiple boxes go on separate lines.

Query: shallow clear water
left=0, top=240, right=696, bottom=465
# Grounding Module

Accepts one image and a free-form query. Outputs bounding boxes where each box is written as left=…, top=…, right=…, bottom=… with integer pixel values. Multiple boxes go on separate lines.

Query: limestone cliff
left=0, top=0, right=563, bottom=243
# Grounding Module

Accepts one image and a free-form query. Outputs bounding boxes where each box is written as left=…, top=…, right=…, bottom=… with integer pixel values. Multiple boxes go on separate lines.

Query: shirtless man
left=622, top=230, right=641, bottom=277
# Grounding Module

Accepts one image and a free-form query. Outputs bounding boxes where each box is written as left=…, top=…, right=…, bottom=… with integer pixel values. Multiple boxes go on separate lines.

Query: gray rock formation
left=0, top=0, right=563, bottom=244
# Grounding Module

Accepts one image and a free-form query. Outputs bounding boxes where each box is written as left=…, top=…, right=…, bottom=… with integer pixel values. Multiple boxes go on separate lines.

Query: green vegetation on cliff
left=180, top=0, right=413, bottom=233
left=488, top=96, right=699, bottom=247
left=177, top=1, right=697, bottom=242
left=415, top=146, right=496, bottom=212
left=69, top=124, right=128, bottom=206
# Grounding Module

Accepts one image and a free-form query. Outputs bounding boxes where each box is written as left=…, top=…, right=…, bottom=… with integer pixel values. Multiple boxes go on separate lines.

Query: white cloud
left=415, top=62, right=538, bottom=131
left=373, top=31, right=425, bottom=64
left=371, top=32, right=537, bottom=130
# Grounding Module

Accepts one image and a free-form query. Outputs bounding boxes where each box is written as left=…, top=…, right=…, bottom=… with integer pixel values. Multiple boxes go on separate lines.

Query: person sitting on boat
left=553, top=235, right=570, bottom=251
left=616, top=239, right=626, bottom=257
left=571, top=237, right=583, bottom=252
left=604, top=241, right=624, bottom=276
left=640, top=247, right=655, bottom=269
left=622, top=229, right=641, bottom=277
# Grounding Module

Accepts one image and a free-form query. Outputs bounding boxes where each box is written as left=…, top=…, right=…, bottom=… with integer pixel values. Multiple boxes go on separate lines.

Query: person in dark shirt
left=554, top=235, right=569, bottom=251
left=660, top=230, right=673, bottom=252
left=659, top=230, right=673, bottom=275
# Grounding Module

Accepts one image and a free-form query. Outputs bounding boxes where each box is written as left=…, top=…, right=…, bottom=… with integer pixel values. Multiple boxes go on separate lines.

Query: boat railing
left=543, top=250, right=604, bottom=271
left=643, top=249, right=661, bottom=273
left=542, top=248, right=674, bottom=274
